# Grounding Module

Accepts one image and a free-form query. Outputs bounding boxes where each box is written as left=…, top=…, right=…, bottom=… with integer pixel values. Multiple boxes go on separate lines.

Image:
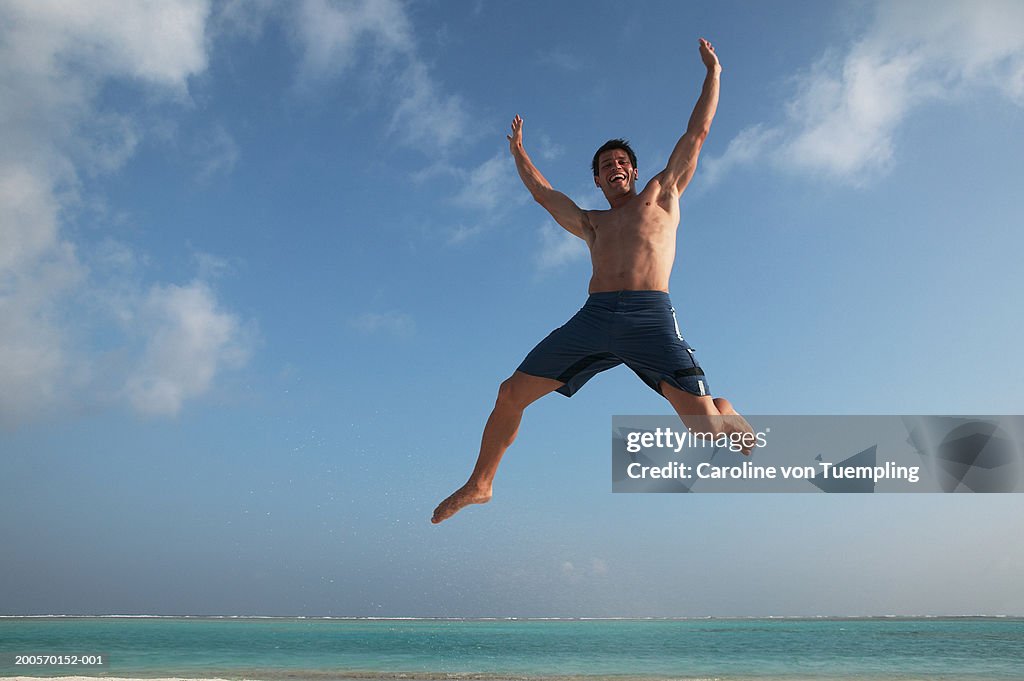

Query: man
left=432, top=38, right=752, bottom=524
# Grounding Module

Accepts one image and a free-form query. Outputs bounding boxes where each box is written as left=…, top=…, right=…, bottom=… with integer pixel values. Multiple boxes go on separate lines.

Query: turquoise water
left=1, top=617, right=1022, bottom=680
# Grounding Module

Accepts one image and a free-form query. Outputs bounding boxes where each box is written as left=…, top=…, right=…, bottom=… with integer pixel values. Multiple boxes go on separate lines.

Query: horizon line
left=3, top=613, right=1021, bottom=620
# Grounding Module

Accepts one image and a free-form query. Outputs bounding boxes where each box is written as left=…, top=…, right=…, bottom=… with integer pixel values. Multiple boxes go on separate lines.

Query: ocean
left=1, top=616, right=1022, bottom=680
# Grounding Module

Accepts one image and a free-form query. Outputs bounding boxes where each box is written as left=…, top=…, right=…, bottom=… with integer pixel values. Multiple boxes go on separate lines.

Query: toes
left=431, top=493, right=460, bottom=524
left=432, top=486, right=492, bottom=524
left=431, top=501, right=451, bottom=524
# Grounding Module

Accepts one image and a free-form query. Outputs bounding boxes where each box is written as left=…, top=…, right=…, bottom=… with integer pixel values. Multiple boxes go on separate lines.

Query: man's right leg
left=431, top=371, right=563, bottom=524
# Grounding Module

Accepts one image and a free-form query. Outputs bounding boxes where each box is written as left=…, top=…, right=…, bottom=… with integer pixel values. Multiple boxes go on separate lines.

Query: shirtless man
left=432, top=38, right=752, bottom=524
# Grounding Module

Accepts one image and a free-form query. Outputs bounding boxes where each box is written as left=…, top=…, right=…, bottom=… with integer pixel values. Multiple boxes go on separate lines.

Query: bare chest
left=588, top=199, right=679, bottom=250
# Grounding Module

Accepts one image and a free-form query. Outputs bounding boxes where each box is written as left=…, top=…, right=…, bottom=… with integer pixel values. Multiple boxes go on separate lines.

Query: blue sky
left=2, top=0, right=1023, bottom=617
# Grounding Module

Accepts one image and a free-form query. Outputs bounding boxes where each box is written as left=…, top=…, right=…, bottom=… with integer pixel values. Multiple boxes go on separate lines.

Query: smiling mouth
left=609, top=173, right=627, bottom=183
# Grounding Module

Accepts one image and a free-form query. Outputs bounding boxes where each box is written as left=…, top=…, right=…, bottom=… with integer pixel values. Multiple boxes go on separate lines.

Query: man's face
left=594, top=149, right=637, bottom=197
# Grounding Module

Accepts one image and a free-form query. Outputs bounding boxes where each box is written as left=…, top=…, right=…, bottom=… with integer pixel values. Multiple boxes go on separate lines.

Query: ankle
left=465, top=479, right=493, bottom=496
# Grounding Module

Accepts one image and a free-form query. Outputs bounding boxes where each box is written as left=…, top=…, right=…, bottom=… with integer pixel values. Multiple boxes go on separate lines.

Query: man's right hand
left=507, top=114, right=524, bottom=154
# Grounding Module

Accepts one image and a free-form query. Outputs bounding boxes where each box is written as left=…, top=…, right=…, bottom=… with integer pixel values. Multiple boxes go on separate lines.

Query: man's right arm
left=508, top=115, right=590, bottom=241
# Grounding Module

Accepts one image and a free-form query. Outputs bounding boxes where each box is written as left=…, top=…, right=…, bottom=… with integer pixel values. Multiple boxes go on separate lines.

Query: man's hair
left=592, top=139, right=638, bottom=177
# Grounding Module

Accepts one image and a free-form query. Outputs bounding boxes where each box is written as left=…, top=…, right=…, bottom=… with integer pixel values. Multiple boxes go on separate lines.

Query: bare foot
left=722, top=415, right=756, bottom=455
left=711, top=399, right=756, bottom=456
left=431, top=483, right=492, bottom=524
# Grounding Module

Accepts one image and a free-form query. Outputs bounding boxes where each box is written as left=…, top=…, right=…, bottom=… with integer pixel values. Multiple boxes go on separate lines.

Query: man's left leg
left=660, top=382, right=756, bottom=455
left=432, top=371, right=564, bottom=524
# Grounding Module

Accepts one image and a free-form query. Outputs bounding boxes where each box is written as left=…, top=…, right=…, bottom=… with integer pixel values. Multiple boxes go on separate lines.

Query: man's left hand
left=699, top=37, right=721, bottom=71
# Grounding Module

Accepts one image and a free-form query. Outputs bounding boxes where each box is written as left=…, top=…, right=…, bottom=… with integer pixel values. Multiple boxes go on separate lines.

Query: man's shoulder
left=641, top=172, right=677, bottom=199
left=584, top=207, right=611, bottom=227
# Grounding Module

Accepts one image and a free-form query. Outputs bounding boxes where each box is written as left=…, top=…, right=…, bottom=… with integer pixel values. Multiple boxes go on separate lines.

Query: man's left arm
left=656, top=38, right=722, bottom=197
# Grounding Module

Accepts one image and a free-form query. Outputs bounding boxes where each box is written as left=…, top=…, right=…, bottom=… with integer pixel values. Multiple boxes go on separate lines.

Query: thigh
left=516, top=304, right=619, bottom=397
left=617, top=303, right=709, bottom=397
left=502, top=370, right=566, bottom=407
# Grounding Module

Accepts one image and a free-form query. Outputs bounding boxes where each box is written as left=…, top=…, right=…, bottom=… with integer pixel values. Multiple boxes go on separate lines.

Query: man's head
left=592, top=139, right=637, bottom=178
left=592, top=139, right=638, bottom=200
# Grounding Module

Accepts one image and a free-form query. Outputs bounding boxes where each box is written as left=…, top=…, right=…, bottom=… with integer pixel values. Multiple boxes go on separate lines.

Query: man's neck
left=606, top=191, right=637, bottom=210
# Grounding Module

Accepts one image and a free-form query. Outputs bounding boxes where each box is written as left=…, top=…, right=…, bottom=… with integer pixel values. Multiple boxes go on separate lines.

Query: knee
left=496, top=377, right=526, bottom=411
left=713, top=397, right=734, bottom=414
left=495, top=376, right=524, bottom=409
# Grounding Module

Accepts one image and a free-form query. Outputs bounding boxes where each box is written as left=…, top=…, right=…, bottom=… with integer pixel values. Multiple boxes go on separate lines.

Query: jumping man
left=432, top=38, right=753, bottom=524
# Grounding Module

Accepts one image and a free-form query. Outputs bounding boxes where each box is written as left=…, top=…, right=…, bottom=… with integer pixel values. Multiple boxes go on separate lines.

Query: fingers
left=698, top=37, right=721, bottom=69
left=508, top=114, right=523, bottom=144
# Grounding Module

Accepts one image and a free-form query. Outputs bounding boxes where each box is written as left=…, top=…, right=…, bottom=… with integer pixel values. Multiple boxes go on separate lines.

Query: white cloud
left=289, top=0, right=505, bottom=245
left=293, top=0, right=411, bottom=79
left=536, top=133, right=565, bottom=162
left=413, top=152, right=525, bottom=244
left=700, top=124, right=779, bottom=188
left=75, top=112, right=141, bottom=177
left=291, top=0, right=468, bottom=154
left=0, top=167, right=85, bottom=428
left=446, top=223, right=486, bottom=245
left=558, top=557, right=610, bottom=583
left=125, top=282, right=250, bottom=416
left=0, top=1, right=251, bottom=428
left=0, top=0, right=208, bottom=193
left=194, top=123, right=240, bottom=184
left=0, top=166, right=62, bottom=273
left=351, top=311, right=416, bottom=337
left=452, top=152, right=519, bottom=214
left=93, top=238, right=144, bottom=275
left=780, top=47, right=921, bottom=179
left=1, top=0, right=209, bottom=93
left=211, top=0, right=278, bottom=41
left=389, top=60, right=470, bottom=151
left=705, top=0, right=1024, bottom=185
left=192, top=251, right=235, bottom=281
left=535, top=221, right=588, bottom=273
left=537, top=48, right=583, bottom=73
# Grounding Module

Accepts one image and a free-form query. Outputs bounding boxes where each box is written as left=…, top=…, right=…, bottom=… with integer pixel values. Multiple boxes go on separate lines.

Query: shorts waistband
left=585, top=290, right=670, bottom=302
left=582, top=290, right=671, bottom=312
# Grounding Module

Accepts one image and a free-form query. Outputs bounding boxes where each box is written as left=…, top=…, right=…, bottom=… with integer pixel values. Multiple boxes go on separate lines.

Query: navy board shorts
left=517, top=290, right=709, bottom=398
